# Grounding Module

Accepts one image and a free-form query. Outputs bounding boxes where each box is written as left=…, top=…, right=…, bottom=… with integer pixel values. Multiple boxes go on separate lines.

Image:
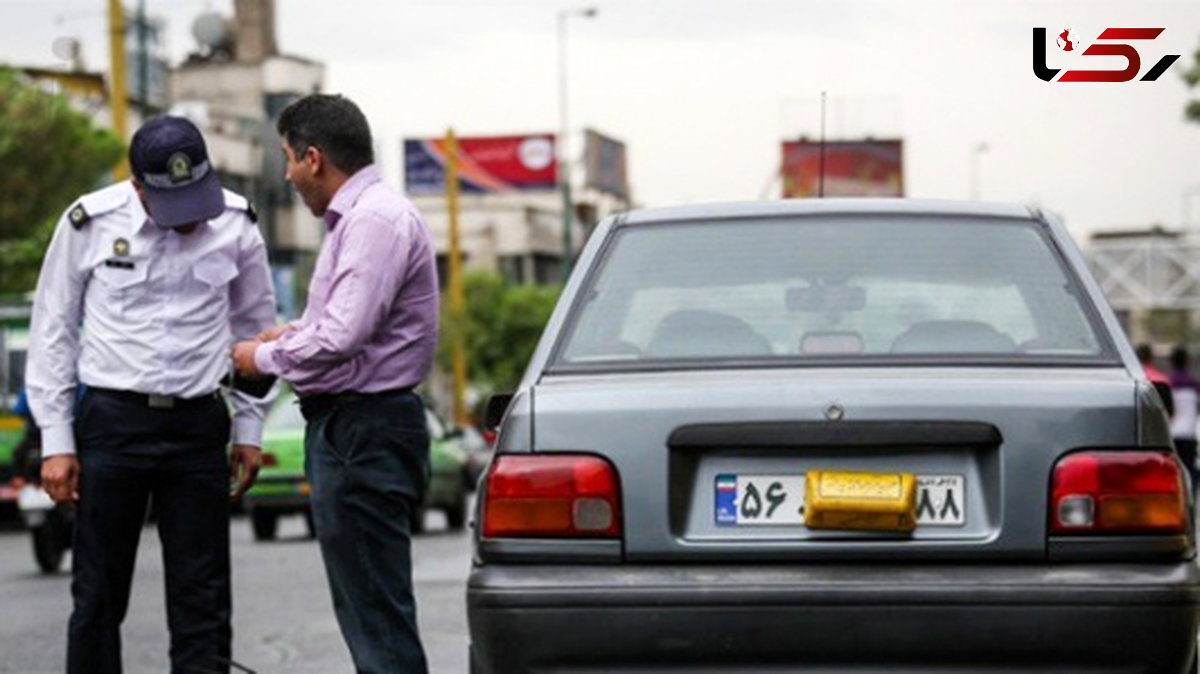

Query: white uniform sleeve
left=227, top=220, right=278, bottom=447
left=26, top=211, right=89, bottom=458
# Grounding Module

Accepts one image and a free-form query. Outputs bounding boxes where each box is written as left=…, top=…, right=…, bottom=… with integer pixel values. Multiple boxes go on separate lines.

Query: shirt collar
left=324, top=164, right=381, bottom=230
left=125, top=181, right=155, bottom=234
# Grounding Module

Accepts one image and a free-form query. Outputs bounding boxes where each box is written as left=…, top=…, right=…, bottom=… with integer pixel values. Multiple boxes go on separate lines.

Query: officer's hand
left=41, top=455, right=80, bottom=504
left=256, top=324, right=293, bottom=343
left=231, top=340, right=261, bottom=377
left=229, top=444, right=262, bottom=500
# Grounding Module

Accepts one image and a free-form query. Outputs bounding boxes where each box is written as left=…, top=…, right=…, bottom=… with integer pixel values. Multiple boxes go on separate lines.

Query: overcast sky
left=2, top=0, right=1199, bottom=241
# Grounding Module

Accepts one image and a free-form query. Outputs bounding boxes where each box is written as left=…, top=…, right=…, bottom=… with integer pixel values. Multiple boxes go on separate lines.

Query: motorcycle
left=17, top=480, right=73, bottom=573
left=12, top=424, right=73, bottom=574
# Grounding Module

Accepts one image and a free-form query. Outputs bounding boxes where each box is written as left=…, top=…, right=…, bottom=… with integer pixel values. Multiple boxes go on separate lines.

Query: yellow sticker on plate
left=805, top=470, right=917, bottom=532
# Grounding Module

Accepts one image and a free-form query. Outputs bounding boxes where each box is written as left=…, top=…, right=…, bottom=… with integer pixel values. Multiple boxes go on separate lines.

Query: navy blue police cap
left=128, top=116, right=224, bottom=228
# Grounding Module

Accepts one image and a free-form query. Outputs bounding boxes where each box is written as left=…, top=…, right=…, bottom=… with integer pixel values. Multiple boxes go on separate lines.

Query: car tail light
left=1050, top=450, right=1186, bottom=534
left=482, top=454, right=621, bottom=538
left=261, top=453, right=278, bottom=467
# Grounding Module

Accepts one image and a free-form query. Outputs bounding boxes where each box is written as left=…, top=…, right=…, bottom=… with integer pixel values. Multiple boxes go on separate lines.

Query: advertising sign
left=780, top=139, right=903, bottom=198
left=404, top=134, right=557, bottom=195
left=583, top=129, right=630, bottom=202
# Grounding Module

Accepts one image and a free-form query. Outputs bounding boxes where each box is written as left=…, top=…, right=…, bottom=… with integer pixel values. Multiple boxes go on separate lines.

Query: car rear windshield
left=553, top=215, right=1114, bottom=368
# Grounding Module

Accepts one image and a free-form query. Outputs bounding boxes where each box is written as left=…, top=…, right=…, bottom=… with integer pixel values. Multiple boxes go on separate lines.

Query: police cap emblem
left=167, top=152, right=193, bottom=184
left=113, top=238, right=130, bottom=257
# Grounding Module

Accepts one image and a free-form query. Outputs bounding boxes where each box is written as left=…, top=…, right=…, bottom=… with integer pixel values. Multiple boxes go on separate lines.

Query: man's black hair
left=276, top=94, right=374, bottom=175
left=1135, top=342, right=1154, bottom=364
left=1171, top=345, right=1191, bottom=371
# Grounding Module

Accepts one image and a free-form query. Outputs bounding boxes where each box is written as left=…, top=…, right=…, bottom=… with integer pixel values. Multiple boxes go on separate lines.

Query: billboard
left=583, top=129, right=630, bottom=202
left=780, top=139, right=903, bottom=198
left=404, top=135, right=557, bottom=195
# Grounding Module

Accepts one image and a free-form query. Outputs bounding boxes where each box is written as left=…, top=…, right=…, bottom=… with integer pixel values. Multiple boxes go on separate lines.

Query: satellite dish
left=192, top=12, right=232, bottom=50
left=51, top=37, right=79, bottom=62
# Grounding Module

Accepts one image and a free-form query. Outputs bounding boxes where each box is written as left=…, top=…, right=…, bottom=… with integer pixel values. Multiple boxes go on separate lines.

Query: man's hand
left=41, top=455, right=80, bottom=503
left=256, top=324, right=293, bottom=343
left=231, top=340, right=261, bottom=377
left=229, top=444, right=262, bottom=500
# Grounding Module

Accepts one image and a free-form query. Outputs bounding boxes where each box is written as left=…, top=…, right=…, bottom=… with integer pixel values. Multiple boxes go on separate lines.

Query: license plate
left=716, top=473, right=965, bottom=527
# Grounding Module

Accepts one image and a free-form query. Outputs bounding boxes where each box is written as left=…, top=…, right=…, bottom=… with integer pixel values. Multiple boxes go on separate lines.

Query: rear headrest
left=890, top=320, right=1016, bottom=354
left=647, top=310, right=773, bottom=358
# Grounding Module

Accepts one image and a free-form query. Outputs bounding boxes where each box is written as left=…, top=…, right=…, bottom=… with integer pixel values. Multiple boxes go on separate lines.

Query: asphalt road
left=0, top=510, right=472, bottom=673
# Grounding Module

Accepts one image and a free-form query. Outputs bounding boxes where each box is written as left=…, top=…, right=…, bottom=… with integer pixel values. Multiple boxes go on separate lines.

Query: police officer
left=25, top=116, right=277, bottom=674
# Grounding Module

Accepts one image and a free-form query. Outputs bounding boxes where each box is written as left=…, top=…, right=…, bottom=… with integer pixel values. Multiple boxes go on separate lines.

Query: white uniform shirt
left=26, top=181, right=277, bottom=458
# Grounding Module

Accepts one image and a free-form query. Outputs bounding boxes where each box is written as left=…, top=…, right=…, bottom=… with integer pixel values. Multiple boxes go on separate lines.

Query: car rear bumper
left=467, top=562, right=1200, bottom=673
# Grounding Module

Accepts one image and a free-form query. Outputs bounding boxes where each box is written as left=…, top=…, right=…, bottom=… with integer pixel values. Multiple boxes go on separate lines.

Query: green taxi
left=243, top=390, right=470, bottom=540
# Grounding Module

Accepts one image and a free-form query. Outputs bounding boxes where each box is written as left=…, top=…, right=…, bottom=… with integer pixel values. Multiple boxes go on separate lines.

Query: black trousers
left=1176, top=438, right=1199, bottom=490
left=68, top=388, right=232, bottom=674
left=301, top=390, right=430, bottom=674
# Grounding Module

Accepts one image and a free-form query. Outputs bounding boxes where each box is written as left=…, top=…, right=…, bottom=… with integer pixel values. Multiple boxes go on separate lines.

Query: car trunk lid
left=530, top=366, right=1137, bottom=561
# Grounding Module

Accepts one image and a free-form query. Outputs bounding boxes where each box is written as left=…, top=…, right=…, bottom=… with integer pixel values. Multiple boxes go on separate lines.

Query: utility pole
left=136, top=0, right=148, bottom=115
left=108, top=0, right=129, bottom=179
left=557, top=7, right=598, bottom=284
left=445, top=129, right=468, bottom=427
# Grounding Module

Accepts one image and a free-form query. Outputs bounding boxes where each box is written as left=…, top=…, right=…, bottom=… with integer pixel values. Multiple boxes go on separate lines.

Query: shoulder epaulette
left=223, top=190, right=258, bottom=223
left=67, top=183, right=131, bottom=230
left=66, top=202, right=90, bottom=229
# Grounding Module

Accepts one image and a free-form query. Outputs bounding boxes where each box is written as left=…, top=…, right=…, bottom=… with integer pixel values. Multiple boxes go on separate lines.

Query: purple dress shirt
left=254, top=165, right=439, bottom=395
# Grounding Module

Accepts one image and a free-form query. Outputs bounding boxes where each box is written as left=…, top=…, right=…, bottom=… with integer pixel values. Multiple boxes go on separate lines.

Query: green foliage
left=438, top=270, right=561, bottom=394
left=1185, top=42, right=1200, bottom=124
left=0, top=67, right=124, bottom=292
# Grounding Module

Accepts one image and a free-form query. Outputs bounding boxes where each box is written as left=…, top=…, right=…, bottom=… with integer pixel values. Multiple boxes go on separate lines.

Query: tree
left=1185, top=38, right=1200, bottom=124
left=438, top=271, right=561, bottom=396
left=0, top=67, right=124, bottom=293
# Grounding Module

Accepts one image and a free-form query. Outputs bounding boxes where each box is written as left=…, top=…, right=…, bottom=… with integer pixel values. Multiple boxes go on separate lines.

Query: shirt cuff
left=232, top=416, right=264, bottom=448
left=254, top=340, right=280, bottom=377
left=40, top=424, right=77, bottom=458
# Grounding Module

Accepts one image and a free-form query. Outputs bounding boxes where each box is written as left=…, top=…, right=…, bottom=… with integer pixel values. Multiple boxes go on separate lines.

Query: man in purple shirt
left=231, top=94, right=439, bottom=674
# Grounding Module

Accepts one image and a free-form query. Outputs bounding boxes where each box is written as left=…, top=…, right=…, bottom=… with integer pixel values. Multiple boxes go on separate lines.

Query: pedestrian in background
left=231, top=94, right=439, bottom=674
left=26, top=115, right=276, bottom=674
left=1169, top=345, right=1200, bottom=488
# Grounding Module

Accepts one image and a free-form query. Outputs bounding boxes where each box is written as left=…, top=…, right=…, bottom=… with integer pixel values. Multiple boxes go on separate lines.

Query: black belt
left=89, top=387, right=220, bottom=410
left=298, top=387, right=415, bottom=422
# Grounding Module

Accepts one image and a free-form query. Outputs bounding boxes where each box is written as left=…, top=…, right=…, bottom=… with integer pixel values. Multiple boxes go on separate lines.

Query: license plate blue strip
left=715, top=474, right=738, bottom=525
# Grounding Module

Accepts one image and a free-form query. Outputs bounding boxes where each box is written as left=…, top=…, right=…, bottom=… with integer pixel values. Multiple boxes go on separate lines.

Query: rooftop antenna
left=818, top=91, right=827, bottom=198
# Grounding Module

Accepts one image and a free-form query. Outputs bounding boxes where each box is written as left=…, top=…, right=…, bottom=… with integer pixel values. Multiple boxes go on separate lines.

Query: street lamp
left=558, top=6, right=597, bottom=283
left=969, top=142, right=989, bottom=201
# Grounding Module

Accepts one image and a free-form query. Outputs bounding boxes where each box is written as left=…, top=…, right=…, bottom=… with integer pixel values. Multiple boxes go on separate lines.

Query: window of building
left=499, top=255, right=526, bottom=285
left=532, top=253, right=561, bottom=285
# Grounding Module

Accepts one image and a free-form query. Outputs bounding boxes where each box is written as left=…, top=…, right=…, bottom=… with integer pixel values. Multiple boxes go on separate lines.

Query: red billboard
left=781, top=139, right=903, bottom=198
left=405, top=134, right=557, bottom=195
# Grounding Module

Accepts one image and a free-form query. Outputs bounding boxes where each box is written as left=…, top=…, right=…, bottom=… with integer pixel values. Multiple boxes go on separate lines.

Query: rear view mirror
left=786, top=285, right=866, bottom=312
left=484, top=393, right=514, bottom=431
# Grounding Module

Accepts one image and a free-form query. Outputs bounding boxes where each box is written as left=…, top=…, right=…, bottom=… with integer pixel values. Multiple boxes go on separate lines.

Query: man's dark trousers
left=68, top=388, right=233, bottom=674
left=302, top=389, right=430, bottom=674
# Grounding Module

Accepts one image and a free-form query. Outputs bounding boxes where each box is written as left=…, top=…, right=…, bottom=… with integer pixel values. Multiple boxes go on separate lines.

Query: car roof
left=616, top=199, right=1035, bottom=227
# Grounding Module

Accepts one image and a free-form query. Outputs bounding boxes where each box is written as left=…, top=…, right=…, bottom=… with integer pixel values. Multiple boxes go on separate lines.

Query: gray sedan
left=468, top=199, right=1200, bottom=672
